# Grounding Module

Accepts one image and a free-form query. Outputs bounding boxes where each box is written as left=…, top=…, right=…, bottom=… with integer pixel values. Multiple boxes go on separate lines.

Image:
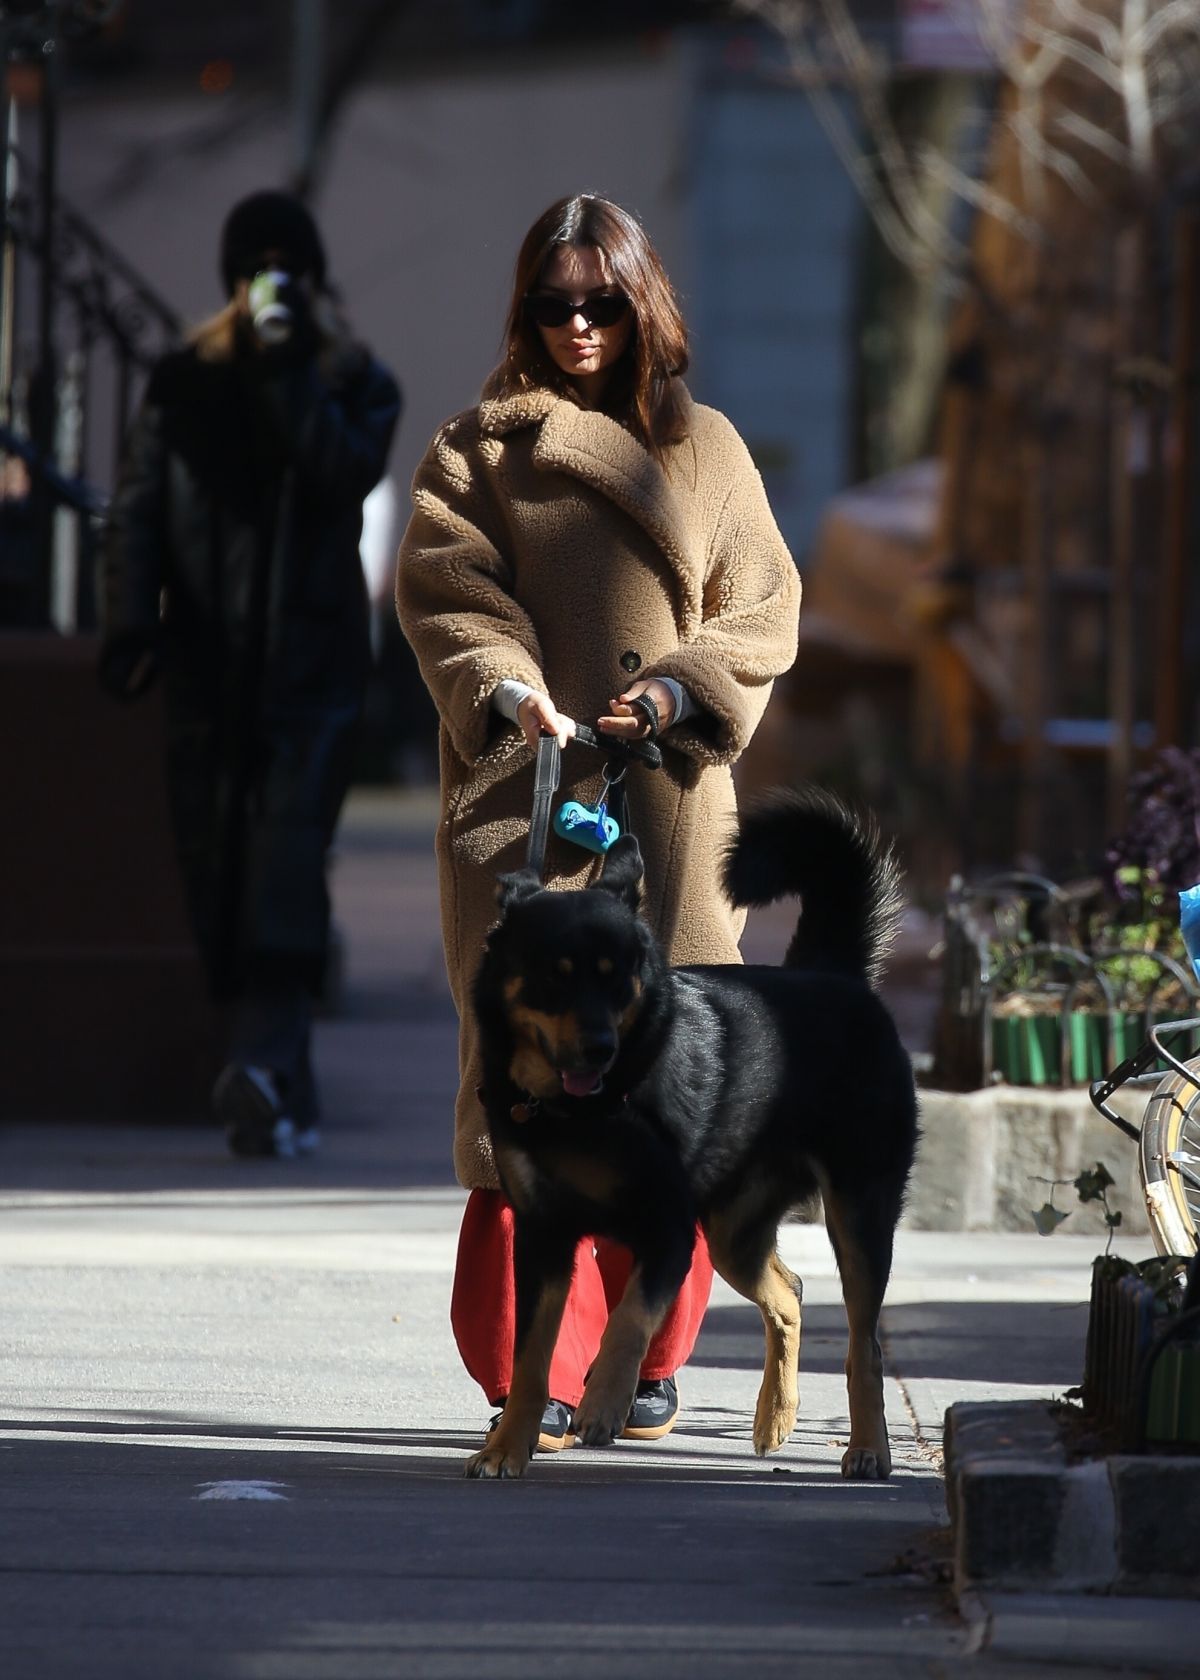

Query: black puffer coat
left=100, top=324, right=401, bottom=996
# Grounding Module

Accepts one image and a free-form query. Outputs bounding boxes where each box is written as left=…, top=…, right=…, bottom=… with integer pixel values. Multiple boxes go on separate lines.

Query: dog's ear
left=496, top=867, right=542, bottom=915
left=591, top=835, right=644, bottom=910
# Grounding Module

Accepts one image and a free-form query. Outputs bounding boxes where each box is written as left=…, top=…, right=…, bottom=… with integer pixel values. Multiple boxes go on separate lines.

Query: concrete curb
left=960, top=1588, right=1200, bottom=1669
left=945, top=1400, right=1200, bottom=1600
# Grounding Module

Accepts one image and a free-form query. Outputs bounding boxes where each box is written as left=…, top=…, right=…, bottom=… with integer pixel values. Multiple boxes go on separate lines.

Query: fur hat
left=219, top=191, right=327, bottom=295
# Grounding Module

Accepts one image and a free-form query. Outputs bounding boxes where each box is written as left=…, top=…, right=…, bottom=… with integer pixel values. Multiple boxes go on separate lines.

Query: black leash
left=525, top=708, right=662, bottom=881
left=527, top=733, right=562, bottom=876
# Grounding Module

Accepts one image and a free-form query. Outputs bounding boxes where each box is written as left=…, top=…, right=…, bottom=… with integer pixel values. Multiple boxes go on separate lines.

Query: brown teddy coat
left=395, top=383, right=801, bottom=1188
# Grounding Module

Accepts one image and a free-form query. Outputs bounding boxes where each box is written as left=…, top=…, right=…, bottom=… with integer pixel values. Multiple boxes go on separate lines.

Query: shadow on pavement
left=697, top=1298, right=1088, bottom=1388
left=1, top=1411, right=937, bottom=1492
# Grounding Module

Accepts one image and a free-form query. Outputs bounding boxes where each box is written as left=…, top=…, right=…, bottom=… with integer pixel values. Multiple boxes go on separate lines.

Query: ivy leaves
left=1032, top=1201, right=1070, bottom=1235
left=1031, top=1161, right=1122, bottom=1247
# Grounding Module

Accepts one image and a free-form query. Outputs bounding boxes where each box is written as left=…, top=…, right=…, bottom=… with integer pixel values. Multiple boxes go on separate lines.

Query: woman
left=101, top=189, right=401, bottom=1158
left=396, top=194, right=800, bottom=1446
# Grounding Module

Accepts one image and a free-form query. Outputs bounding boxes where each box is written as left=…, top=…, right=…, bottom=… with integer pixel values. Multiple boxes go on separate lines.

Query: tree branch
left=1022, top=19, right=1124, bottom=91
left=917, top=144, right=1045, bottom=244
left=1053, top=106, right=1134, bottom=167
left=1007, top=106, right=1105, bottom=204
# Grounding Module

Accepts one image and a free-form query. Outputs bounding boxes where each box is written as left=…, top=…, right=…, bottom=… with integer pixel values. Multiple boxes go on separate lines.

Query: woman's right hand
left=516, top=692, right=576, bottom=751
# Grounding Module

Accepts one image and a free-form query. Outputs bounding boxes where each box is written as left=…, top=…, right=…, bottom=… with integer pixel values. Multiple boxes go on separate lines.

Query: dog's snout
left=577, top=1029, right=617, bottom=1069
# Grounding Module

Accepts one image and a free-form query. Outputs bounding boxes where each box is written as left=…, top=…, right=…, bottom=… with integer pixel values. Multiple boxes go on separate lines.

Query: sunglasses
left=524, top=291, right=630, bottom=330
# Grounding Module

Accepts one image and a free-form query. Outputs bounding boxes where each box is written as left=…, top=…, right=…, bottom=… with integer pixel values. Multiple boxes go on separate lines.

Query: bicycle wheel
left=1139, top=1053, right=1200, bottom=1256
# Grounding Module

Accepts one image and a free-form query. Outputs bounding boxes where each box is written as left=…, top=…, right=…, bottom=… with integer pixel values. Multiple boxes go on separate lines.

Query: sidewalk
left=0, top=791, right=1192, bottom=1678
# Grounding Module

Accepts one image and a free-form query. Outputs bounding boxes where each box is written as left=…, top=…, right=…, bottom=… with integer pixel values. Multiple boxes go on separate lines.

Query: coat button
left=619, top=649, right=642, bottom=674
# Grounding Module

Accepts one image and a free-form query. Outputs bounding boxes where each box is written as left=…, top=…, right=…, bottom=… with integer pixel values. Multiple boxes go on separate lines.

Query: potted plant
left=1032, top=1168, right=1200, bottom=1450
left=981, top=750, right=1200, bottom=1086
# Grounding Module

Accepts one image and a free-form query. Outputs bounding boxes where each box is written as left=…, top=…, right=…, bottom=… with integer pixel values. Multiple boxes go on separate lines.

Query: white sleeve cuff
left=492, top=679, right=539, bottom=723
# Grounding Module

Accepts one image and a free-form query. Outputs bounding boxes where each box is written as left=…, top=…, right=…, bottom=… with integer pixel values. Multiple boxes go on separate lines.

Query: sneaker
left=486, top=1398, right=575, bottom=1453
left=214, top=1064, right=318, bottom=1160
left=622, top=1375, right=679, bottom=1440
left=269, top=1117, right=321, bottom=1160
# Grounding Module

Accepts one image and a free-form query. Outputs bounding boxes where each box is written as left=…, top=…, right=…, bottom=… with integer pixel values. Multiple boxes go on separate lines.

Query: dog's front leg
left=572, top=1230, right=693, bottom=1447
left=464, top=1219, right=573, bottom=1479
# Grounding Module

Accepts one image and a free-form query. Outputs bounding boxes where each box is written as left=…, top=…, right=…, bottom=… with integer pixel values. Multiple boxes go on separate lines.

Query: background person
left=100, top=189, right=401, bottom=1159
left=396, top=193, right=800, bottom=1446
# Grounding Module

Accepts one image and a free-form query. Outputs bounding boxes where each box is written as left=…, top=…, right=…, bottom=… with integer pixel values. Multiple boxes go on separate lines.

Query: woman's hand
left=516, top=692, right=576, bottom=751
left=598, top=678, right=674, bottom=740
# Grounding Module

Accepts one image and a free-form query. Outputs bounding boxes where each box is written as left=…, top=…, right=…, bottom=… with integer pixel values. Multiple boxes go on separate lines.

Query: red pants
left=451, top=1188, right=714, bottom=1408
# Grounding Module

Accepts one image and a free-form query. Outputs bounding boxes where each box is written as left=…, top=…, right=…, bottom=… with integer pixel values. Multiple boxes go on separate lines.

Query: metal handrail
left=1, top=134, right=178, bottom=625
left=4, top=142, right=180, bottom=368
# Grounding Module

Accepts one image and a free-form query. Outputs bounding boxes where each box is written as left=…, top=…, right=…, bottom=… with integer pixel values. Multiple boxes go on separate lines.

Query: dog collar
left=510, top=1090, right=629, bottom=1124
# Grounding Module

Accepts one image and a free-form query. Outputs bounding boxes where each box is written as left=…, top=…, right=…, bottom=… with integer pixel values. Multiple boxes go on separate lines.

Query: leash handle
left=573, top=721, right=662, bottom=770
left=626, top=692, right=661, bottom=741
left=526, top=733, right=561, bottom=878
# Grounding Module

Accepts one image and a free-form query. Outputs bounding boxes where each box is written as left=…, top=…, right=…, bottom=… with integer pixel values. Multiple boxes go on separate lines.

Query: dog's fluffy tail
left=722, top=787, right=904, bottom=987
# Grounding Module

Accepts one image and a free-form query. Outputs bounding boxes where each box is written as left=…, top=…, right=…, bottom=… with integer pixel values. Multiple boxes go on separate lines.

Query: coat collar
left=478, top=384, right=703, bottom=620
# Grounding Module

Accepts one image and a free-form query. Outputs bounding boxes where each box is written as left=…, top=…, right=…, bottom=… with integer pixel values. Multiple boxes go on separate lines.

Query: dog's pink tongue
left=561, top=1069, right=600, bottom=1098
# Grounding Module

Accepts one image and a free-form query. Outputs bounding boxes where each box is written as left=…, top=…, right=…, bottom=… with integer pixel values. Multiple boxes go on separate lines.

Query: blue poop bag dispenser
left=554, top=797, right=620, bottom=855
left=1181, top=884, right=1200, bottom=985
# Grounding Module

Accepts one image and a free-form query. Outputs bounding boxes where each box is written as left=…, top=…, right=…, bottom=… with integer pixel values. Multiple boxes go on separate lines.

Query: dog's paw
left=572, top=1385, right=633, bottom=1448
left=571, top=1407, right=623, bottom=1447
left=752, top=1384, right=798, bottom=1455
left=840, top=1444, right=891, bottom=1480
left=464, top=1442, right=531, bottom=1480
left=752, top=1407, right=797, bottom=1456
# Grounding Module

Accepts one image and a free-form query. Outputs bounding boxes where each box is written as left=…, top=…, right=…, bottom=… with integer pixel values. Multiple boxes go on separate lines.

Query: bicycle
left=1089, top=1018, right=1200, bottom=1256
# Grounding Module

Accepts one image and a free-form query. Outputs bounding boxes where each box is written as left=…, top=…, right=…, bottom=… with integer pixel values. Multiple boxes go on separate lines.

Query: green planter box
left=995, top=1008, right=1187, bottom=1086
left=1073, top=1010, right=1157, bottom=1080
left=992, top=1014, right=1061, bottom=1085
left=1068, top=1011, right=1106, bottom=1082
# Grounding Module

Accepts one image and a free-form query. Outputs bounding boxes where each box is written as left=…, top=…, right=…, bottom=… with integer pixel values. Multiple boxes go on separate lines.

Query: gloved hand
left=98, top=628, right=160, bottom=701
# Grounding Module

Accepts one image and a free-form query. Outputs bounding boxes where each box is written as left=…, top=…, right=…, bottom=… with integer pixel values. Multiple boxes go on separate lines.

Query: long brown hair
left=485, top=194, right=690, bottom=459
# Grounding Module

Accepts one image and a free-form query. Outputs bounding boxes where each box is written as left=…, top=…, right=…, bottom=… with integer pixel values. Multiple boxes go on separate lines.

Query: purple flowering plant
left=1104, top=747, right=1200, bottom=900
left=1095, top=747, right=1200, bottom=1009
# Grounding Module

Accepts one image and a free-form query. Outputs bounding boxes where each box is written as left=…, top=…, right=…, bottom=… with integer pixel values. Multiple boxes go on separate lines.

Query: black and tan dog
left=465, top=787, right=918, bottom=1480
